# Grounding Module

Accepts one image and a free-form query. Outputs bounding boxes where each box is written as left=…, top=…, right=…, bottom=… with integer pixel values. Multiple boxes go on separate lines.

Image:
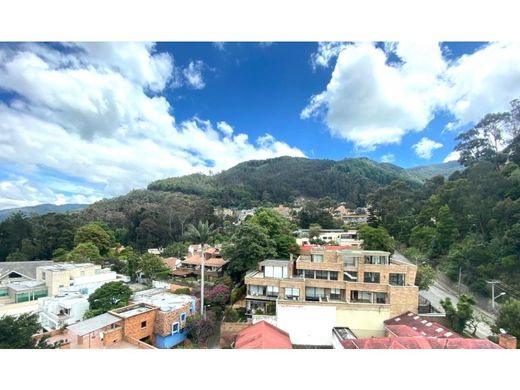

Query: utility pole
left=487, top=280, right=500, bottom=311
left=457, top=266, right=462, bottom=296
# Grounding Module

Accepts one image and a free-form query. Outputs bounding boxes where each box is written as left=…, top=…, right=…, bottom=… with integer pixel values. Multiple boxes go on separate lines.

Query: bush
left=224, top=307, right=240, bottom=322
left=173, top=287, right=191, bottom=295
left=230, top=285, right=246, bottom=304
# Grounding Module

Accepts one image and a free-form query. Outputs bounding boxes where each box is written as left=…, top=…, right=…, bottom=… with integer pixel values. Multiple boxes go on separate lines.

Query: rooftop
left=235, top=321, right=292, bottom=349
left=258, top=259, right=290, bottom=267
left=111, top=303, right=157, bottom=318
left=67, top=312, right=121, bottom=336
left=384, top=312, right=460, bottom=338
left=0, top=260, right=54, bottom=280
left=6, top=280, right=46, bottom=291
left=341, top=337, right=502, bottom=349
left=132, top=289, right=194, bottom=312
left=333, top=327, right=357, bottom=341
left=182, top=255, right=228, bottom=267
left=38, top=263, right=98, bottom=272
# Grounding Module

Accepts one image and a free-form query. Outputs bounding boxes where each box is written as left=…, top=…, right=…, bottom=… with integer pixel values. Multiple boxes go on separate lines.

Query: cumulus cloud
left=413, top=137, right=443, bottom=159
left=380, top=153, right=395, bottom=163
left=0, top=43, right=304, bottom=208
left=183, top=60, right=206, bottom=89
left=303, top=42, right=520, bottom=150
left=443, top=151, right=461, bottom=163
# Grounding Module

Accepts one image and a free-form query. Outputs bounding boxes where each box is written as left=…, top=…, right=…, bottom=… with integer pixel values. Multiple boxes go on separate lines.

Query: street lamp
left=493, top=292, right=506, bottom=308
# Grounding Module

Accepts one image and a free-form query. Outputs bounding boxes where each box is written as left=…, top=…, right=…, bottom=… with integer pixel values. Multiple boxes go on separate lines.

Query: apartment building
left=244, top=248, right=418, bottom=345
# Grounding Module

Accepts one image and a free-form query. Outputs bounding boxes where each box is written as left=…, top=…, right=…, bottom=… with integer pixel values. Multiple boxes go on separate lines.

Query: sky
left=1, top=41, right=520, bottom=210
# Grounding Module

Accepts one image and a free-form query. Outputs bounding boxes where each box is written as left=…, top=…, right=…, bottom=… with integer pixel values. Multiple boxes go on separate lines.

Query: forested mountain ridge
left=0, top=204, right=87, bottom=222
left=148, top=156, right=456, bottom=208
left=406, top=161, right=462, bottom=180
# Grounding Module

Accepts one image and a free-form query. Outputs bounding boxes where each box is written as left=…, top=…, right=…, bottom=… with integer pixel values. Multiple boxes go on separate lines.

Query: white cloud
left=183, top=60, right=205, bottom=89
left=311, top=42, right=349, bottom=70
left=213, top=42, right=225, bottom=51
left=443, top=151, right=461, bottom=163
left=413, top=137, right=443, bottom=159
left=303, top=42, right=520, bottom=150
left=0, top=43, right=304, bottom=208
left=380, top=153, right=395, bottom=163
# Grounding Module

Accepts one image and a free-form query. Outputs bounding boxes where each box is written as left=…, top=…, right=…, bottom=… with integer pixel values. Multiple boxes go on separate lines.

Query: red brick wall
left=122, top=309, right=158, bottom=341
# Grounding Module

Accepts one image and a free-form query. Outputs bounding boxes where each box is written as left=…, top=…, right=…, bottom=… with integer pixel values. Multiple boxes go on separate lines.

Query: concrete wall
left=336, top=305, right=390, bottom=338
left=276, top=303, right=336, bottom=346
left=155, top=330, right=188, bottom=348
left=219, top=322, right=250, bottom=348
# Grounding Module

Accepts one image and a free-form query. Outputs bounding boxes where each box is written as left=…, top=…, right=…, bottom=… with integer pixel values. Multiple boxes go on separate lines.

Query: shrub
left=230, top=285, right=246, bottom=304
left=173, top=287, right=191, bottom=295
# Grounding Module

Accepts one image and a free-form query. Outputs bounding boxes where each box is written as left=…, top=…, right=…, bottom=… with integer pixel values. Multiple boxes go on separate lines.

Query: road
left=392, top=251, right=495, bottom=339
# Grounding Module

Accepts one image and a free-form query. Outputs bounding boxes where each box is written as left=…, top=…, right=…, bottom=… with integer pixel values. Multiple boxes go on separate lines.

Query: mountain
left=147, top=156, right=424, bottom=208
left=406, top=161, right=462, bottom=180
left=0, top=203, right=88, bottom=222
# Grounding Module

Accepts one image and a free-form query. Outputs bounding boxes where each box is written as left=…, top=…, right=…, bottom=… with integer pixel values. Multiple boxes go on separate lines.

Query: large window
left=311, top=254, right=324, bottom=263
left=343, top=256, right=357, bottom=267
left=264, top=266, right=288, bottom=278
left=285, top=288, right=299, bottom=300
left=266, top=286, right=279, bottom=298
left=15, top=292, right=30, bottom=303
left=344, top=271, right=358, bottom=281
left=350, top=290, right=372, bottom=303
left=249, top=285, right=265, bottom=296
left=304, top=270, right=315, bottom=279
left=0, top=288, right=8, bottom=297
left=364, top=255, right=387, bottom=265
left=305, top=287, right=325, bottom=301
left=316, top=270, right=328, bottom=280
left=389, top=273, right=406, bottom=286
left=33, top=289, right=48, bottom=299
left=330, top=288, right=341, bottom=300
left=375, top=292, right=388, bottom=304
left=364, top=272, right=380, bottom=283
left=329, top=271, right=338, bottom=281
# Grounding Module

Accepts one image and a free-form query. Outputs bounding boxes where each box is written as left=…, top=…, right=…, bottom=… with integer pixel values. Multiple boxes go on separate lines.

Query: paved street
left=392, top=251, right=495, bottom=339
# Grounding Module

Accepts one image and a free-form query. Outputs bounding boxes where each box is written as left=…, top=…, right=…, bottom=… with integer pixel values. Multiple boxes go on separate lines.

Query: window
left=141, top=321, right=147, bottom=328
left=311, top=254, right=324, bottom=263
left=350, top=290, right=372, bottom=303
left=265, top=266, right=288, bottom=278
left=264, top=266, right=274, bottom=277
left=41, top=272, right=46, bottom=280
left=375, top=292, right=388, bottom=304
left=172, top=322, right=179, bottom=334
left=285, top=288, right=299, bottom=300
left=389, top=273, right=406, bottom=286
left=0, top=288, right=8, bottom=297
left=364, top=272, right=380, bottom=283
left=329, top=271, right=338, bottom=280
left=304, top=270, right=315, bottom=279
left=330, top=288, right=341, bottom=300
left=266, top=286, right=279, bottom=298
left=316, top=270, right=328, bottom=280
left=33, top=289, right=48, bottom=299
left=343, top=256, right=356, bottom=267
left=180, top=312, right=186, bottom=321
left=305, top=287, right=325, bottom=301
left=364, top=255, right=387, bottom=265
left=249, top=285, right=264, bottom=296
left=344, top=271, right=358, bottom=281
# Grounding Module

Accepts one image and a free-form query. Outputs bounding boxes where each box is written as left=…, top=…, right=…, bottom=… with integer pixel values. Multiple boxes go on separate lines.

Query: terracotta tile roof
left=182, top=255, right=229, bottom=267
left=384, top=311, right=460, bottom=338
left=235, top=321, right=292, bottom=349
left=172, top=269, right=195, bottom=277
left=341, top=337, right=501, bottom=349
left=162, top=257, right=180, bottom=271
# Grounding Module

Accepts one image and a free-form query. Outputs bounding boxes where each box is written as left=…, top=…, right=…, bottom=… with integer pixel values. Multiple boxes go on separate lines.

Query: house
left=384, top=311, right=461, bottom=338
left=36, top=263, right=120, bottom=296
left=39, top=293, right=90, bottom=331
left=234, top=320, right=292, bottom=349
left=177, top=246, right=229, bottom=281
left=0, top=280, right=48, bottom=305
left=47, top=303, right=159, bottom=349
left=162, top=257, right=182, bottom=273
left=147, top=248, right=163, bottom=255
left=131, top=288, right=199, bottom=348
left=244, top=248, right=419, bottom=345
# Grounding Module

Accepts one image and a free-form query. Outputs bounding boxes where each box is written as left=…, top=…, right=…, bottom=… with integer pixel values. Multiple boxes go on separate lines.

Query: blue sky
left=1, top=41, right=520, bottom=209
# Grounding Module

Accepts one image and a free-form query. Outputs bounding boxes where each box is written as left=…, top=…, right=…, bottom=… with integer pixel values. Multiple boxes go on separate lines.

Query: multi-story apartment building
left=245, top=248, right=418, bottom=344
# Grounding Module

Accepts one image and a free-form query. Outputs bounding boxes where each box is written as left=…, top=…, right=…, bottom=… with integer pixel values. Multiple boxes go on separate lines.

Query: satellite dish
left=499, top=328, right=507, bottom=335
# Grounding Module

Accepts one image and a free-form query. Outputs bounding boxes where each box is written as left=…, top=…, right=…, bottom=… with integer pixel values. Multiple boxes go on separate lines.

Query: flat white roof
left=132, top=290, right=193, bottom=312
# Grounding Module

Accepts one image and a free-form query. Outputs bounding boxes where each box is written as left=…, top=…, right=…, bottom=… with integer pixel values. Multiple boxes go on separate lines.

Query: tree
left=223, top=220, right=276, bottom=282
left=85, top=282, right=132, bottom=318
left=0, top=313, right=54, bottom=349
left=492, top=299, right=520, bottom=347
left=66, top=242, right=101, bottom=263
left=250, top=208, right=298, bottom=258
left=308, top=223, right=322, bottom=241
left=139, top=253, right=170, bottom=282
left=162, top=242, right=189, bottom=258
left=440, top=295, right=476, bottom=334
left=415, top=263, right=436, bottom=290
left=186, top=221, right=219, bottom=316
left=435, top=205, right=459, bottom=254
left=358, top=225, right=395, bottom=253
left=125, top=254, right=140, bottom=282
left=206, top=284, right=231, bottom=319
left=74, top=223, right=112, bottom=255
left=186, top=311, right=216, bottom=348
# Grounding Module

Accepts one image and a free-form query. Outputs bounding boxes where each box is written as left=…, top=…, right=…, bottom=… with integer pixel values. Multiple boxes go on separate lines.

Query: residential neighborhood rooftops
left=67, top=312, right=121, bottom=336
left=384, top=312, right=461, bottom=338
left=132, top=290, right=194, bottom=312
left=111, top=303, right=158, bottom=318
left=183, top=255, right=228, bottom=267
left=235, top=321, right=292, bottom=349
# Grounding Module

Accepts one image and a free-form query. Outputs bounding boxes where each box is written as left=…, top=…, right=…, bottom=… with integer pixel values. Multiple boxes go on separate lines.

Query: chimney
left=498, top=333, right=517, bottom=349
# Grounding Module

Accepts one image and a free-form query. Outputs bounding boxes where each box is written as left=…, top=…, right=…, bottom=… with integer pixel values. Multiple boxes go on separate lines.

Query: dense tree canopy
left=85, top=282, right=132, bottom=318
left=0, top=313, right=54, bottom=349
